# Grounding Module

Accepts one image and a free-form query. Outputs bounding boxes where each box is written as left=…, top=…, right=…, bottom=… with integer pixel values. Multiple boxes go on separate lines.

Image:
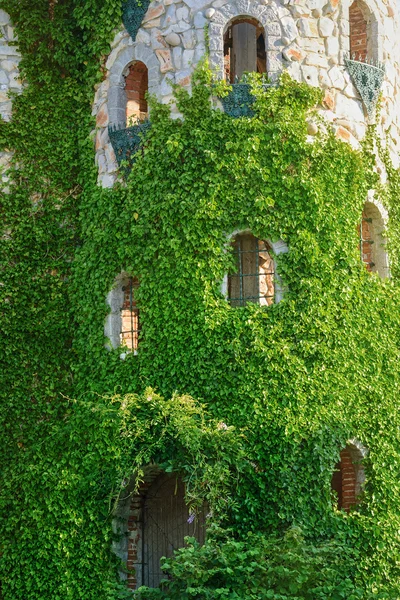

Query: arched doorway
left=223, top=17, right=266, bottom=82
left=142, top=473, right=206, bottom=588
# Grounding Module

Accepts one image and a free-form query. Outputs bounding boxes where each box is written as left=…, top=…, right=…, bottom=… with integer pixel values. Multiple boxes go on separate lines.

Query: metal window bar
left=359, top=216, right=375, bottom=270
left=228, top=235, right=274, bottom=307
left=120, top=277, right=141, bottom=351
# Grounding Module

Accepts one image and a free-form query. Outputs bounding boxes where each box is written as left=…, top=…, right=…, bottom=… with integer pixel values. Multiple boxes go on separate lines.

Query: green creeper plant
left=1, top=3, right=400, bottom=598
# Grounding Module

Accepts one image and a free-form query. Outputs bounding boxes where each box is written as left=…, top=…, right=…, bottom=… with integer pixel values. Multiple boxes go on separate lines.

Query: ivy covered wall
left=2, top=2, right=400, bottom=599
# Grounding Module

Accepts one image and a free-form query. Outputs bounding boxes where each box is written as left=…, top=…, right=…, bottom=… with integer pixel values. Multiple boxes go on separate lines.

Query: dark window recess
left=228, top=233, right=274, bottom=307
left=224, top=18, right=266, bottom=82
left=349, top=0, right=368, bottom=61
left=359, top=210, right=375, bottom=272
left=121, top=277, right=141, bottom=351
left=142, top=474, right=207, bottom=588
left=125, top=61, right=149, bottom=123
left=331, top=462, right=343, bottom=508
left=331, top=447, right=363, bottom=512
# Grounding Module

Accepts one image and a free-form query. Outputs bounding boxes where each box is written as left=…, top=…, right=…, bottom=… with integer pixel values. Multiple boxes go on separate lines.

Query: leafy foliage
left=137, top=526, right=365, bottom=600
left=1, top=3, right=400, bottom=599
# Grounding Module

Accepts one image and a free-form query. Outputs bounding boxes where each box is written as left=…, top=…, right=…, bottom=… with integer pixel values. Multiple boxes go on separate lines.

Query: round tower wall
left=95, top=0, right=400, bottom=186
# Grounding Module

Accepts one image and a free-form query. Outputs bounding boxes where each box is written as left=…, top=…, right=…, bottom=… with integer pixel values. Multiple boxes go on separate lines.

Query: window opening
left=349, top=1, right=368, bottom=61
left=358, top=202, right=388, bottom=278
left=331, top=444, right=366, bottom=512
left=142, top=474, right=207, bottom=588
left=223, top=18, right=266, bottom=82
left=228, top=233, right=274, bottom=307
left=125, top=61, right=148, bottom=124
left=348, top=0, right=379, bottom=63
left=120, top=277, right=141, bottom=351
left=359, top=210, right=374, bottom=272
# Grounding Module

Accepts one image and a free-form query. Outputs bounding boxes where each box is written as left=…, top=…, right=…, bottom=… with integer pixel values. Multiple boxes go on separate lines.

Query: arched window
left=349, top=0, right=377, bottom=62
left=359, top=202, right=389, bottom=278
left=331, top=441, right=366, bottom=512
left=228, top=232, right=274, bottom=307
left=105, top=273, right=141, bottom=353
left=223, top=17, right=266, bottom=82
left=125, top=61, right=148, bottom=124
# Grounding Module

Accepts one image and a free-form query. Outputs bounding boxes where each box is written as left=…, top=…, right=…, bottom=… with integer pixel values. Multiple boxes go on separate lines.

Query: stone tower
left=88, top=0, right=400, bottom=188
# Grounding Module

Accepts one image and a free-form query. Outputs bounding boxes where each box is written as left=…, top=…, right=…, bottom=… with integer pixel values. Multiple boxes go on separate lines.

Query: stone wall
left=0, top=9, right=21, bottom=179
left=0, top=9, right=21, bottom=122
left=93, top=0, right=400, bottom=187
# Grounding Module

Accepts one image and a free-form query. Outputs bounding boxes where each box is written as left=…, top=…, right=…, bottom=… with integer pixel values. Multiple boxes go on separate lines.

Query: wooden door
left=143, top=474, right=206, bottom=588
left=232, top=22, right=257, bottom=81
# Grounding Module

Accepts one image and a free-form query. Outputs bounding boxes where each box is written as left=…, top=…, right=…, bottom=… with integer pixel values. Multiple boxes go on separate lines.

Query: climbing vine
left=1, top=2, right=400, bottom=599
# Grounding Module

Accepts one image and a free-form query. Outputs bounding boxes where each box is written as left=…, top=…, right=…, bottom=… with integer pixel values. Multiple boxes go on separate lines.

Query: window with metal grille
left=120, top=277, right=141, bottom=351
left=228, top=233, right=275, bottom=307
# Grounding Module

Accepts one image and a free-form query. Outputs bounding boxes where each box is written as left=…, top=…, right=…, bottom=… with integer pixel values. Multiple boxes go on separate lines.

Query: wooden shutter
left=232, top=22, right=257, bottom=80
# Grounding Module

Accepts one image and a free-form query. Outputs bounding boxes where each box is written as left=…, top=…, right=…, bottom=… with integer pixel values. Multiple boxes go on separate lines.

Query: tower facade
left=90, top=0, right=400, bottom=187
left=2, top=1, right=400, bottom=598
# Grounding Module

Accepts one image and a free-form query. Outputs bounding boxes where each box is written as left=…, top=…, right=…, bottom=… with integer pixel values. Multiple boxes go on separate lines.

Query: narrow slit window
left=331, top=444, right=366, bottom=512
left=358, top=202, right=389, bottom=278
left=125, top=61, right=148, bottom=124
left=359, top=209, right=374, bottom=272
left=120, top=277, right=141, bottom=351
left=223, top=18, right=266, bottom=82
left=228, top=233, right=274, bottom=307
left=349, top=0, right=368, bottom=61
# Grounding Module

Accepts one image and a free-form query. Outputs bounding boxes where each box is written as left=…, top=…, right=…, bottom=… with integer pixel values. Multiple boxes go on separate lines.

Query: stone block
left=151, top=28, right=168, bottom=49
left=176, top=5, right=190, bottom=22
left=266, top=36, right=283, bottom=51
left=268, top=52, right=283, bottom=73
left=304, top=52, right=328, bottom=68
left=143, top=18, right=161, bottom=29
left=175, top=68, right=192, bottom=86
left=266, top=22, right=281, bottom=36
left=323, top=88, right=335, bottom=110
left=160, top=72, right=175, bottom=95
left=301, top=65, right=319, bottom=86
left=282, top=43, right=304, bottom=62
left=0, top=71, right=9, bottom=85
left=101, top=174, right=117, bottom=189
left=0, top=10, right=10, bottom=25
left=325, top=35, right=339, bottom=57
left=172, top=46, right=182, bottom=69
left=1, top=60, right=18, bottom=72
left=280, top=15, right=298, bottom=42
left=156, top=48, right=173, bottom=72
left=194, top=11, right=207, bottom=28
left=182, top=29, right=196, bottom=48
left=182, top=48, right=195, bottom=68
left=194, top=43, right=206, bottom=61
left=143, top=3, right=165, bottom=24
left=328, top=65, right=345, bottom=90
left=96, top=103, right=109, bottom=127
left=298, top=17, right=319, bottom=38
left=287, top=61, right=302, bottom=81
left=335, top=94, right=364, bottom=122
left=136, top=28, right=151, bottom=45
left=318, top=17, right=334, bottom=37
left=163, top=3, right=177, bottom=27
